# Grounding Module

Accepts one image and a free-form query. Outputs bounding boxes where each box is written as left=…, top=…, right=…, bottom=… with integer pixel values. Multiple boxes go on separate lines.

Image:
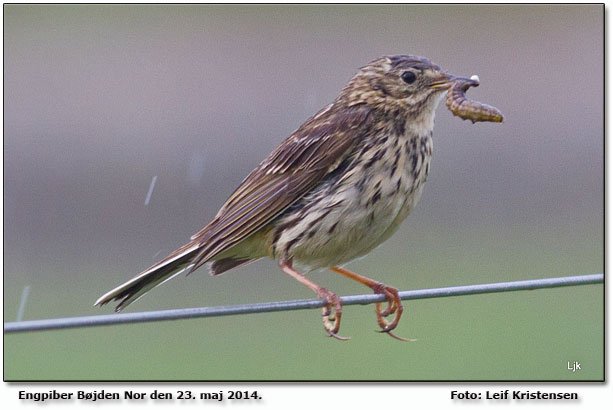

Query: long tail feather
left=94, top=242, right=200, bottom=312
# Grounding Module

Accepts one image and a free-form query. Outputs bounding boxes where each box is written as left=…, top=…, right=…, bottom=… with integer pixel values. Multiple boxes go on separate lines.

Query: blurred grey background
left=4, top=4, right=603, bottom=380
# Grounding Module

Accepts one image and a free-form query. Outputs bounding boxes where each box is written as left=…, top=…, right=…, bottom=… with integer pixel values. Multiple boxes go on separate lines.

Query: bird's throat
left=405, top=92, right=445, bottom=136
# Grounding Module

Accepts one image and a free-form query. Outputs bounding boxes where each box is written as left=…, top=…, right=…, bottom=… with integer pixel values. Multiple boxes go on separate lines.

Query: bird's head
left=340, top=55, right=466, bottom=114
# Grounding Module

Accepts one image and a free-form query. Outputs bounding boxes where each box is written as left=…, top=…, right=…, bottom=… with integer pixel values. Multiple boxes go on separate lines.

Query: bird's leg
left=279, top=261, right=350, bottom=340
left=330, top=267, right=413, bottom=342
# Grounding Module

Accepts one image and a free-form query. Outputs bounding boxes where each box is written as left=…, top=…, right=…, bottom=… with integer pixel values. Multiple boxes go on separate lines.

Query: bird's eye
left=401, top=71, right=417, bottom=84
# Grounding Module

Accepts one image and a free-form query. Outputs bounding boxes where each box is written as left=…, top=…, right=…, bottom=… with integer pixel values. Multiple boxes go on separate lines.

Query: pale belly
left=290, top=183, right=427, bottom=270
left=273, top=132, right=433, bottom=271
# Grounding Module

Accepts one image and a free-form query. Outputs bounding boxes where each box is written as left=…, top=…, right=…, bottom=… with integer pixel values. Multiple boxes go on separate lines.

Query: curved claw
left=327, top=331, right=351, bottom=341
left=317, top=288, right=350, bottom=341
left=376, top=329, right=416, bottom=342
left=372, top=285, right=414, bottom=341
left=374, top=285, right=399, bottom=317
left=373, top=284, right=403, bottom=330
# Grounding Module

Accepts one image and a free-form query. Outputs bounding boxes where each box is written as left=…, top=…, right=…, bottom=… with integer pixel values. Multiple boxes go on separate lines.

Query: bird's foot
left=317, top=288, right=350, bottom=341
left=372, top=284, right=414, bottom=342
left=329, top=267, right=413, bottom=341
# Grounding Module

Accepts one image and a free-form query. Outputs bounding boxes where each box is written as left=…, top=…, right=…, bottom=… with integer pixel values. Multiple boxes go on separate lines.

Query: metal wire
left=4, top=273, right=603, bottom=334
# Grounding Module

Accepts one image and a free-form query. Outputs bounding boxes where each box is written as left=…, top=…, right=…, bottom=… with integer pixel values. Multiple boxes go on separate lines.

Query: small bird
left=95, top=55, right=473, bottom=340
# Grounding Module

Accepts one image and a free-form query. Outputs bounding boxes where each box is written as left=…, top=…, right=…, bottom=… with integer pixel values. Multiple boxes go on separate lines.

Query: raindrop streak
left=17, top=286, right=31, bottom=321
left=187, top=152, right=207, bottom=186
left=144, top=176, right=158, bottom=206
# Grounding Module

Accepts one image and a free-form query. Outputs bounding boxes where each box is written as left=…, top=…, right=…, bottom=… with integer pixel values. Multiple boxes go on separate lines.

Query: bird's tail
left=94, top=242, right=201, bottom=312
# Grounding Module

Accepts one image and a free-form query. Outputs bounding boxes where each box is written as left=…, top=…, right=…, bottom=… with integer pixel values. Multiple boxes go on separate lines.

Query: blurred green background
left=4, top=4, right=603, bottom=380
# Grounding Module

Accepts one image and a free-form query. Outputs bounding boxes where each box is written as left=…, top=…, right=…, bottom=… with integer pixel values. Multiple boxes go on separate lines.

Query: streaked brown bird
left=95, top=55, right=473, bottom=340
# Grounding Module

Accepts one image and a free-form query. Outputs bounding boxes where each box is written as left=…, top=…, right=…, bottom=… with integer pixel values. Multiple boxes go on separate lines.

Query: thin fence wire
left=4, top=273, right=603, bottom=334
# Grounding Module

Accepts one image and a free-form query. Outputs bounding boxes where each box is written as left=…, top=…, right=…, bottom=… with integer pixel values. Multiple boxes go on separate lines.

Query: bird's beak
left=429, top=73, right=478, bottom=90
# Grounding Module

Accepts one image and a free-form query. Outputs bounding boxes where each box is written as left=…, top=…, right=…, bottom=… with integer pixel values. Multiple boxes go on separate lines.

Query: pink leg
left=279, top=260, right=349, bottom=340
left=330, top=267, right=413, bottom=342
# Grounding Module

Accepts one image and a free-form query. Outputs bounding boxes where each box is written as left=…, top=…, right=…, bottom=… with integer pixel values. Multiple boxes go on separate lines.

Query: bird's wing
left=187, top=104, right=373, bottom=270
